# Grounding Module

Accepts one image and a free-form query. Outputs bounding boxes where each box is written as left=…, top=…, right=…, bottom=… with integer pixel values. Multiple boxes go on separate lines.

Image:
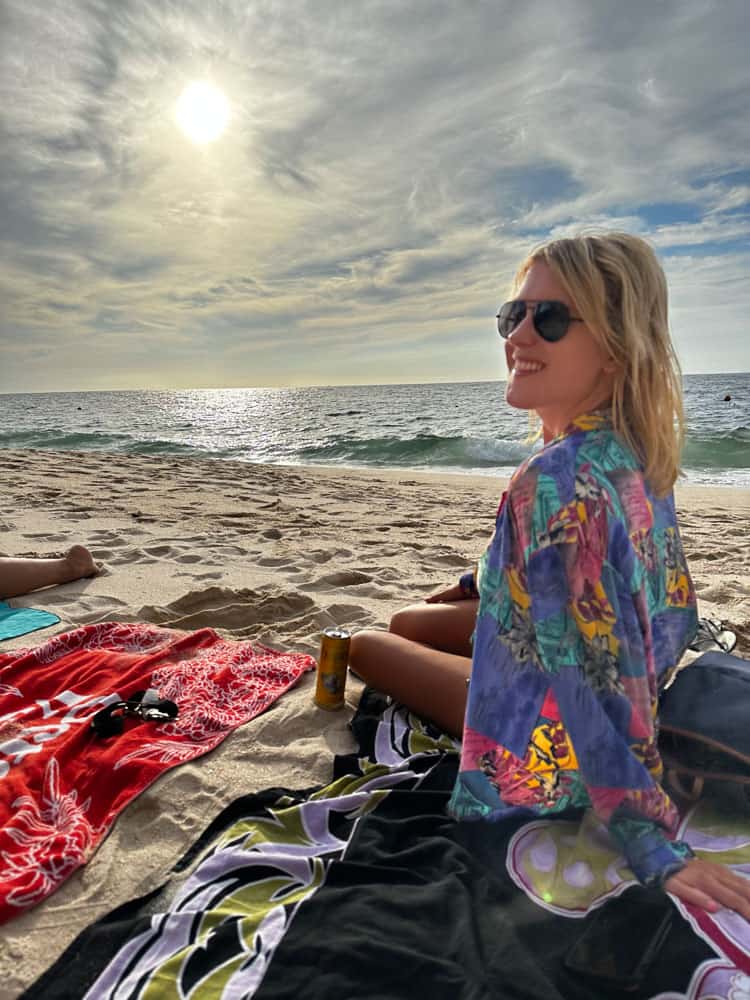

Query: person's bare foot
left=63, top=545, right=99, bottom=583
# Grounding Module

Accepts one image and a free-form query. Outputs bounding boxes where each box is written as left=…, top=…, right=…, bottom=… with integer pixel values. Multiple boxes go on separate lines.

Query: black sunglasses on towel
left=496, top=299, right=584, bottom=342
left=90, top=688, right=178, bottom=738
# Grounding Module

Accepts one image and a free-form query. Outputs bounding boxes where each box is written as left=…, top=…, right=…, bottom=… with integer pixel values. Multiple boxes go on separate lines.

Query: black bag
left=658, top=650, right=750, bottom=810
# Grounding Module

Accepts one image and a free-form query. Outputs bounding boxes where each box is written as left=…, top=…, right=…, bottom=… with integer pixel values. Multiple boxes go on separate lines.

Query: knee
left=348, top=629, right=380, bottom=679
left=388, top=609, right=407, bottom=636
left=389, top=606, right=422, bottom=642
left=350, top=629, right=395, bottom=686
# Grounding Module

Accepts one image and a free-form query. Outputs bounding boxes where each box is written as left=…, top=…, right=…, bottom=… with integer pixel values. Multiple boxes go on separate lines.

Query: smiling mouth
left=511, top=360, right=546, bottom=374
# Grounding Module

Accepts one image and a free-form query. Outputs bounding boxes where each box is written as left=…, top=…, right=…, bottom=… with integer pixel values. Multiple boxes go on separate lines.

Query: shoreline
left=1, top=445, right=749, bottom=495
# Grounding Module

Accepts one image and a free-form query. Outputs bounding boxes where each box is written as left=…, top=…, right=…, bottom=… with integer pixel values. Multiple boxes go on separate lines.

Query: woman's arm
left=519, top=479, right=698, bottom=891
left=523, top=493, right=750, bottom=913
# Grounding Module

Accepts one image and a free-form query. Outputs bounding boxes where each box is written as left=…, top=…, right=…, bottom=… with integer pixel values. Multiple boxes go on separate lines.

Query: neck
left=538, top=398, right=612, bottom=443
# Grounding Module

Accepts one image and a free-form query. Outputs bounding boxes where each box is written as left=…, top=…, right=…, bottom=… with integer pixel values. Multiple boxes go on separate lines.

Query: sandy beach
left=1, top=446, right=749, bottom=995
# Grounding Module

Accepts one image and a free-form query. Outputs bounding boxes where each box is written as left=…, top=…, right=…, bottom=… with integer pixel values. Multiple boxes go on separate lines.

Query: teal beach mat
left=0, top=601, right=60, bottom=641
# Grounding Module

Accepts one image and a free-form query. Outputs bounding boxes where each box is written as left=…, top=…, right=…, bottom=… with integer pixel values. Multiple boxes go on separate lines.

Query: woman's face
left=503, top=261, right=616, bottom=440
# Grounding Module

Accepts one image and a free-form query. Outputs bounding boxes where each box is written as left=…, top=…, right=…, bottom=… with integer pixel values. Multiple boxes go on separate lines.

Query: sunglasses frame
left=496, top=299, right=583, bottom=343
left=90, top=688, right=178, bottom=738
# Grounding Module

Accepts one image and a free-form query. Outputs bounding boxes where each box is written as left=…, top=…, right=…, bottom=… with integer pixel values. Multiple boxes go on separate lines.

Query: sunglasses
left=90, top=688, right=178, bottom=738
left=496, top=299, right=583, bottom=343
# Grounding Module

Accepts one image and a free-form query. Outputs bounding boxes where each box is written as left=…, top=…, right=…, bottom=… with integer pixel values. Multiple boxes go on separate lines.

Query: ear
left=602, top=356, right=620, bottom=375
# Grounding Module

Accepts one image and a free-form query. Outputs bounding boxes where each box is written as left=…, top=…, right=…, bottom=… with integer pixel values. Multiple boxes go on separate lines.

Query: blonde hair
left=514, top=232, right=685, bottom=497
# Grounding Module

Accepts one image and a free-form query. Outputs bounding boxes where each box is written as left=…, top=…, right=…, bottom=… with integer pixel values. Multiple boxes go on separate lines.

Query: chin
left=505, top=383, right=536, bottom=412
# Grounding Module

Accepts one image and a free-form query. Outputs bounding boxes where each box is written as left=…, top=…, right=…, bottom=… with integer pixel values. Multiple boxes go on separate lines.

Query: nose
left=506, top=304, right=537, bottom=344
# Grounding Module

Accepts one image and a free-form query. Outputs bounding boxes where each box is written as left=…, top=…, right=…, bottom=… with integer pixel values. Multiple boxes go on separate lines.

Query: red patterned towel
left=0, top=622, right=314, bottom=923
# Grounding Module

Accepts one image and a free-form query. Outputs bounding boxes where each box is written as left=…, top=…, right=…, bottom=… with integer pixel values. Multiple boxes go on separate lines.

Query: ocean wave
left=128, top=439, right=209, bottom=456
left=2, top=423, right=748, bottom=480
left=683, top=429, right=750, bottom=469
left=0, top=428, right=212, bottom=459
left=295, top=433, right=531, bottom=469
left=0, top=429, right=133, bottom=450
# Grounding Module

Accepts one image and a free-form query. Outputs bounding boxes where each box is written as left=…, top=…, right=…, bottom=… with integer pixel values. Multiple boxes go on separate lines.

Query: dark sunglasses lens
left=497, top=301, right=526, bottom=338
left=534, top=301, right=570, bottom=342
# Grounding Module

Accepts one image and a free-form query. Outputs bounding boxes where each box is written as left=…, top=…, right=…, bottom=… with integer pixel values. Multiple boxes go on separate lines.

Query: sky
left=1, top=0, right=749, bottom=393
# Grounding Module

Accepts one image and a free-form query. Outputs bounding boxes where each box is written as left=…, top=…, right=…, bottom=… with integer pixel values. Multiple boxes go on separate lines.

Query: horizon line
left=1, top=370, right=749, bottom=397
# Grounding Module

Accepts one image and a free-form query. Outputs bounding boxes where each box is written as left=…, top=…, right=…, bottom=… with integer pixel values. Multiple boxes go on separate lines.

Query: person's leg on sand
left=389, top=599, right=477, bottom=657
left=0, top=545, right=98, bottom=600
left=349, top=599, right=478, bottom=738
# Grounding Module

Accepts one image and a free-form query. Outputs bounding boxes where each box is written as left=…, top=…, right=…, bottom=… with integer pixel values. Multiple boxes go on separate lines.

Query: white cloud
left=663, top=250, right=750, bottom=374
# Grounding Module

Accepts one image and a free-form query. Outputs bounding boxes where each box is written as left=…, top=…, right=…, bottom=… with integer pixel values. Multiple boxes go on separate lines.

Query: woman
left=349, top=232, right=750, bottom=919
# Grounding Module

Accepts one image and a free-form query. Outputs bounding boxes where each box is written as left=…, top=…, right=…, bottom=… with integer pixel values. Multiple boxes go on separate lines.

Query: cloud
left=1, top=0, right=749, bottom=390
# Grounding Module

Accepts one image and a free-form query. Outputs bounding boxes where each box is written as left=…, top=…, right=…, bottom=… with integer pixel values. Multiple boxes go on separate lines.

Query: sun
left=175, top=81, right=230, bottom=144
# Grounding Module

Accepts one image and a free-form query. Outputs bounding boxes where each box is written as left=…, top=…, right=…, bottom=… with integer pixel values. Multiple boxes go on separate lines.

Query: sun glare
left=175, top=81, right=230, bottom=144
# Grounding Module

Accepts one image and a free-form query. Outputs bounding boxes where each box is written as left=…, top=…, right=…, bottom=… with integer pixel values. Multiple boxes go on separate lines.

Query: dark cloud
left=108, top=255, right=170, bottom=282
left=43, top=300, right=82, bottom=313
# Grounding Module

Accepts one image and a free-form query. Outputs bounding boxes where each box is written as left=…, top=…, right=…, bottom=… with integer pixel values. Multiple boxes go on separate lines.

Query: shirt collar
left=552, top=408, right=613, bottom=442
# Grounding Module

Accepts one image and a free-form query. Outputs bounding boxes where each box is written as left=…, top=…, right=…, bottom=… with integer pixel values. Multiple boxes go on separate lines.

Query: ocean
left=1, top=374, right=748, bottom=487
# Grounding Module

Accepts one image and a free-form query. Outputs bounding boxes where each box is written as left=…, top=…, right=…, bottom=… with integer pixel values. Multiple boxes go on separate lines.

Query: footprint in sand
left=698, top=582, right=743, bottom=603
left=145, top=545, right=176, bottom=557
left=324, top=602, right=375, bottom=625
left=312, top=570, right=373, bottom=587
left=137, top=586, right=316, bottom=631
left=299, top=571, right=396, bottom=600
left=45, top=593, right=129, bottom=611
left=251, top=603, right=377, bottom=650
left=174, top=569, right=222, bottom=580
left=21, top=532, right=70, bottom=543
left=305, top=548, right=353, bottom=565
left=686, top=549, right=723, bottom=562
left=89, top=530, right=142, bottom=547
left=107, top=547, right=161, bottom=565
left=421, top=550, right=468, bottom=568
left=258, top=555, right=296, bottom=568
left=364, top=567, right=402, bottom=582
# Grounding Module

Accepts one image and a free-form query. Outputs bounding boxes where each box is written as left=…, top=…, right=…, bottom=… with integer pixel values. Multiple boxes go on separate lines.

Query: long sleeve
left=449, top=418, right=698, bottom=887
left=457, top=493, right=508, bottom=599
left=520, top=469, right=691, bottom=885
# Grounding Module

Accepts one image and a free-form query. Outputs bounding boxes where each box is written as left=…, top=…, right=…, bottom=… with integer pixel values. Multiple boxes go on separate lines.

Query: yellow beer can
left=314, top=627, right=351, bottom=710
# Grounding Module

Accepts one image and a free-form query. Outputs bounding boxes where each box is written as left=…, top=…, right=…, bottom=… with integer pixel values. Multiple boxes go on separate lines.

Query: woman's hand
left=665, top=857, right=750, bottom=919
left=425, top=583, right=466, bottom=604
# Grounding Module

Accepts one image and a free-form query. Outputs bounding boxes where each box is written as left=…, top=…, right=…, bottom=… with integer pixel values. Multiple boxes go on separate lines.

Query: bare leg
left=389, top=599, right=478, bottom=658
left=0, top=545, right=98, bottom=600
left=349, top=599, right=478, bottom=738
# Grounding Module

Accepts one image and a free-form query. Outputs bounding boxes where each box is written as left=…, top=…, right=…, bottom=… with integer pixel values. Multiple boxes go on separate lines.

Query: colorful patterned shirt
left=448, top=413, right=698, bottom=886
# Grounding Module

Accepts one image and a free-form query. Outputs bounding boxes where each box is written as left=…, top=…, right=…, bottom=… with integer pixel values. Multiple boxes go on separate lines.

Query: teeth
left=513, top=360, right=545, bottom=373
